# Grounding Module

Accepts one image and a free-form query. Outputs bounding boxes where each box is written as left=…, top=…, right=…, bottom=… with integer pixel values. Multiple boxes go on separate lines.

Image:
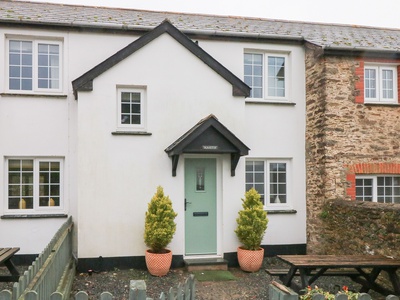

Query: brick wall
left=305, top=44, right=400, bottom=255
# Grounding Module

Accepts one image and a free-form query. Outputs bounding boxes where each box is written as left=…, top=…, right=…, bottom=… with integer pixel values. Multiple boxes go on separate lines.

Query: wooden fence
left=0, top=274, right=195, bottom=300
left=71, top=275, right=196, bottom=300
left=0, top=216, right=195, bottom=300
left=269, top=281, right=400, bottom=300
left=0, top=216, right=74, bottom=300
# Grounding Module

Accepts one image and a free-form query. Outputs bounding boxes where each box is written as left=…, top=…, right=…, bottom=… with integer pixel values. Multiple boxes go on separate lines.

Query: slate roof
left=1, top=0, right=400, bottom=53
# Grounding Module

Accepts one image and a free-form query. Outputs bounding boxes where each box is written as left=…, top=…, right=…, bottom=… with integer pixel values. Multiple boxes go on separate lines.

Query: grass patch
left=192, top=270, right=237, bottom=282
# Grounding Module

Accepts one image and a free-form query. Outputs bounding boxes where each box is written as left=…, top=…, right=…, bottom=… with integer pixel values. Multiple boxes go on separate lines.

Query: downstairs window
left=356, top=175, right=400, bottom=203
left=6, top=158, right=64, bottom=214
left=245, top=159, right=290, bottom=209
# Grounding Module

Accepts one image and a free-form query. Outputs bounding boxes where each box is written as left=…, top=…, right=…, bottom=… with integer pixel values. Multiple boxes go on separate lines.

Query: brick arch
left=345, top=163, right=400, bottom=200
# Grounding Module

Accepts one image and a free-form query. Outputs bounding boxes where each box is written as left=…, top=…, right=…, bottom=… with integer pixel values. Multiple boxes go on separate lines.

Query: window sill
left=1, top=214, right=68, bottom=219
left=1, top=93, right=68, bottom=99
left=266, top=209, right=297, bottom=214
left=363, top=102, right=399, bottom=107
left=112, top=131, right=152, bottom=136
left=246, top=100, right=296, bottom=106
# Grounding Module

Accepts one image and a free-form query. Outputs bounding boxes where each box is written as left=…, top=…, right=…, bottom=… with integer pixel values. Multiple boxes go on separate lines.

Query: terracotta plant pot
left=145, top=249, right=172, bottom=276
left=237, top=246, right=264, bottom=272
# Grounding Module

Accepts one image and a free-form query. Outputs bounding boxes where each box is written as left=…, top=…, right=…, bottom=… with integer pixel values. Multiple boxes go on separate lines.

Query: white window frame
left=6, top=37, right=63, bottom=94
left=364, top=64, right=398, bottom=104
left=245, top=158, right=291, bottom=210
left=244, top=51, right=290, bottom=102
left=117, top=87, right=147, bottom=132
left=4, top=157, right=65, bottom=215
left=356, top=174, right=400, bottom=204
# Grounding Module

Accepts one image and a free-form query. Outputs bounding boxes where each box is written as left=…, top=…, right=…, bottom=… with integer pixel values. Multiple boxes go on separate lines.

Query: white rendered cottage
left=0, top=2, right=306, bottom=269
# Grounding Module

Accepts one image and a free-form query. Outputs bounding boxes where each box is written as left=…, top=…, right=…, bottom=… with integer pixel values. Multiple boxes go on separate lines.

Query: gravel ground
left=0, top=257, right=387, bottom=299
left=69, top=257, right=386, bottom=300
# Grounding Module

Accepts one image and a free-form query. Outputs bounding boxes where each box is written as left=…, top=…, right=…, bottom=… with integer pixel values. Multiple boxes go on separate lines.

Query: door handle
left=185, top=198, right=192, bottom=211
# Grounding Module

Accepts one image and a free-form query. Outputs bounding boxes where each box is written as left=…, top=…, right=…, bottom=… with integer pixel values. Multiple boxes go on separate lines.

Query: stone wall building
left=305, top=44, right=400, bottom=256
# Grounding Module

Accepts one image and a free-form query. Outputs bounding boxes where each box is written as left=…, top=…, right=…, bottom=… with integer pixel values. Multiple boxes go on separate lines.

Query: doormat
left=192, top=270, right=237, bottom=282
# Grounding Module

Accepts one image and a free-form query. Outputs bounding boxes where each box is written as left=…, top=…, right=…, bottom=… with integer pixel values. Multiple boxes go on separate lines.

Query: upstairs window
left=364, top=65, right=397, bottom=104
left=244, top=52, right=288, bottom=101
left=245, top=159, right=290, bottom=208
left=8, top=39, right=62, bottom=92
left=356, top=175, right=400, bottom=204
left=6, top=158, right=63, bottom=214
left=117, top=87, right=146, bottom=131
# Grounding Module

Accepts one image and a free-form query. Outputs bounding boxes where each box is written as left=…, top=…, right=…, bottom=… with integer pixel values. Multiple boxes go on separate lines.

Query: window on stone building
left=356, top=175, right=400, bottom=203
left=364, top=65, right=397, bottom=104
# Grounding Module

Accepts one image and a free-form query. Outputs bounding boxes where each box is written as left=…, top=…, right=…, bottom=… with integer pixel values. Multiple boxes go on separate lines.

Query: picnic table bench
left=0, top=247, right=20, bottom=282
left=267, top=255, right=400, bottom=296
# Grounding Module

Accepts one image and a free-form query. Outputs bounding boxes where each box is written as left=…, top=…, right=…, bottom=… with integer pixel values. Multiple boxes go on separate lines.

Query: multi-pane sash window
left=268, top=56, right=285, bottom=97
left=364, top=65, right=397, bottom=103
left=244, top=53, right=287, bottom=100
left=244, top=53, right=263, bottom=98
left=356, top=175, right=400, bottom=203
left=8, top=39, right=61, bottom=92
left=7, top=158, right=62, bottom=212
left=245, top=160, right=289, bottom=207
left=117, top=88, right=146, bottom=130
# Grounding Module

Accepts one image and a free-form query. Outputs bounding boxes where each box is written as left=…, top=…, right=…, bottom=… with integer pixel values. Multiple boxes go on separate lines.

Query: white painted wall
left=76, top=32, right=306, bottom=258
left=0, top=24, right=306, bottom=258
left=189, top=39, right=307, bottom=246
left=76, top=33, right=246, bottom=257
left=0, top=28, right=75, bottom=254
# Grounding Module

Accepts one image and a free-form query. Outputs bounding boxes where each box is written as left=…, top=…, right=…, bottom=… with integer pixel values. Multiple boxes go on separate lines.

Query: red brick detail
left=346, top=172, right=356, bottom=199
left=398, top=65, right=400, bottom=104
left=354, top=59, right=364, bottom=104
left=354, top=58, right=400, bottom=104
left=345, top=163, right=400, bottom=200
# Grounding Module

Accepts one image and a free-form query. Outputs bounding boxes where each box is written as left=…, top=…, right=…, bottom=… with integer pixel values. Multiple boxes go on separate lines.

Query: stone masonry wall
left=321, top=200, right=400, bottom=257
left=305, top=43, right=328, bottom=251
left=305, top=44, right=400, bottom=255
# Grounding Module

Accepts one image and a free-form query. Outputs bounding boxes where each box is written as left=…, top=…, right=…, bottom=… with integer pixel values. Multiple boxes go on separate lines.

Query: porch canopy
left=165, top=114, right=250, bottom=176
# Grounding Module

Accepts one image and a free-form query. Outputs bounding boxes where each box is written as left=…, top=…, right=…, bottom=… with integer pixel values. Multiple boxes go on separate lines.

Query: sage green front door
left=184, top=158, right=217, bottom=255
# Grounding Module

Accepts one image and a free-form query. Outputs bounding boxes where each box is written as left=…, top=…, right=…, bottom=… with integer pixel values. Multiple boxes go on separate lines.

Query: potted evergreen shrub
left=235, top=187, right=268, bottom=272
left=144, top=186, right=177, bottom=276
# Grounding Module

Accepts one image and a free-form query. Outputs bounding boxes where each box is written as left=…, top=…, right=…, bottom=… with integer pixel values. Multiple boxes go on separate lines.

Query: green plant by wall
left=144, top=186, right=177, bottom=253
left=319, top=210, right=329, bottom=219
left=235, top=188, right=268, bottom=250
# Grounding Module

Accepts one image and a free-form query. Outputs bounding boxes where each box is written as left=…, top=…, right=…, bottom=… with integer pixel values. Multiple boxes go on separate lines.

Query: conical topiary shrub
left=235, top=188, right=268, bottom=272
left=144, top=186, right=177, bottom=253
left=144, top=186, right=177, bottom=276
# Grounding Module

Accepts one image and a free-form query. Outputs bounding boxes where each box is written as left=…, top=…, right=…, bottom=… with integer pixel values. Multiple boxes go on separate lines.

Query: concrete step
left=184, top=258, right=228, bottom=271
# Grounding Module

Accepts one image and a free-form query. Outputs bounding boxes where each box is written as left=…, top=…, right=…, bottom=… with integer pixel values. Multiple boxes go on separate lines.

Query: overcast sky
left=27, top=0, right=400, bottom=29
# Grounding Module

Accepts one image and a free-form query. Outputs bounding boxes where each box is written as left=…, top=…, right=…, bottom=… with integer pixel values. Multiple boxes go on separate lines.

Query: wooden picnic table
left=276, top=255, right=400, bottom=296
left=0, top=247, right=20, bottom=282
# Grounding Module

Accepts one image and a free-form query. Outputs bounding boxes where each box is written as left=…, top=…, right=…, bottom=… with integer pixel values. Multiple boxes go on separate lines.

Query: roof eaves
left=181, top=29, right=305, bottom=42
left=0, top=19, right=157, bottom=31
left=321, top=45, right=400, bottom=57
left=0, top=18, right=305, bottom=44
